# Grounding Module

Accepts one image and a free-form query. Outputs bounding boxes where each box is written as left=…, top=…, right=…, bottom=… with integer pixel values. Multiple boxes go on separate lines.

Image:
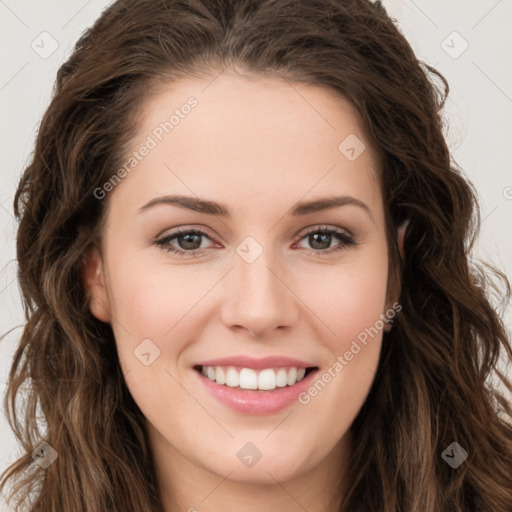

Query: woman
left=2, top=0, right=511, bottom=510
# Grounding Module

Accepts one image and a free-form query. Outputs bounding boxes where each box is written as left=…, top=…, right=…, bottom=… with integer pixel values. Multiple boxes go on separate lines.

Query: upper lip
left=195, top=355, right=317, bottom=370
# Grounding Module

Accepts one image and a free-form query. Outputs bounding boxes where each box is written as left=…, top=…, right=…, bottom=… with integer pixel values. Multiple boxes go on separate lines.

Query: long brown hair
left=2, top=0, right=511, bottom=510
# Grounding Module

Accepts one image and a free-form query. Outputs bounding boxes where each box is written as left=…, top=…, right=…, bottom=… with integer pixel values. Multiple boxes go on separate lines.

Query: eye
left=153, top=225, right=356, bottom=257
left=293, top=225, right=356, bottom=255
left=154, top=227, right=218, bottom=257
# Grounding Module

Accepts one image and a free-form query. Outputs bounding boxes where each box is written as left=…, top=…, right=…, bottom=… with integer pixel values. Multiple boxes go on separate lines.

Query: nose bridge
left=221, top=237, right=298, bottom=336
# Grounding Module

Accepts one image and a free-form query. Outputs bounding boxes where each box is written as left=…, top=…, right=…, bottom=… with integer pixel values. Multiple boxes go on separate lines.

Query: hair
left=2, top=0, right=511, bottom=510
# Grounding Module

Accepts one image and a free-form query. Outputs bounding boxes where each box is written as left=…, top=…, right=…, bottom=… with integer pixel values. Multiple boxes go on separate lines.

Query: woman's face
left=86, top=71, right=393, bottom=488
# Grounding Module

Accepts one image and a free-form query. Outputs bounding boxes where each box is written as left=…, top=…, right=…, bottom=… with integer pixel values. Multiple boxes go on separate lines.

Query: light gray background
left=1, top=1, right=511, bottom=509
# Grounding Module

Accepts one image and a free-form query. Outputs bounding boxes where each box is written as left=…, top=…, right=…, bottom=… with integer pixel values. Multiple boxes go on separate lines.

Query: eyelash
left=153, top=225, right=356, bottom=258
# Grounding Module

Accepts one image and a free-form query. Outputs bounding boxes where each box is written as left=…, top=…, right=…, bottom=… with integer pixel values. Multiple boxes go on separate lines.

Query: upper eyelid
left=296, top=224, right=353, bottom=238
left=156, top=225, right=218, bottom=243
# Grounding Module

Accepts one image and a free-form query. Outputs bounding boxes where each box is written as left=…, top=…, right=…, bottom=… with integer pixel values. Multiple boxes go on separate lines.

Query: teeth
left=276, top=368, right=288, bottom=387
left=240, top=368, right=258, bottom=389
left=287, top=367, right=297, bottom=386
left=200, top=365, right=310, bottom=391
left=258, top=369, right=276, bottom=390
left=216, top=366, right=226, bottom=385
left=225, top=367, right=239, bottom=387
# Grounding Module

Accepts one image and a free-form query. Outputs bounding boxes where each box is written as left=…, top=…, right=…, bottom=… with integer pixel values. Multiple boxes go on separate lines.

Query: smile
left=193, top=356, right=319, bottom=414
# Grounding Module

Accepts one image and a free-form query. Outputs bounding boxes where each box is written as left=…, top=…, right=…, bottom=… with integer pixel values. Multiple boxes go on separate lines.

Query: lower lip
left=194, top=368, right=318, bottom=415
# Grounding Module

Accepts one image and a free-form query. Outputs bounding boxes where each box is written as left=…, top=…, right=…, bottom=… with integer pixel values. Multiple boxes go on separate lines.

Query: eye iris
left=310, top=232, right=331, bottom=250
left=178, top=233, right=202, bottom=250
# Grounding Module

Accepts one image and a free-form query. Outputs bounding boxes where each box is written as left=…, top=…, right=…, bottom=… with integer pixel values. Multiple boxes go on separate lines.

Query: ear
left=82, top=245, right=111, bottom=323
left=383, top=219, right=408, bottom=332
left=397, top=218, right=408, bottom=260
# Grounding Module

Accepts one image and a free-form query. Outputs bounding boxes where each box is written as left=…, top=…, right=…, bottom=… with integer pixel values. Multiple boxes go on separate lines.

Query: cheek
left=109, top=231, right=216, bottom=314
left=115, top=268, right=200, bottom=329
left=104, top=250, right=207, bottom=371
left=331, top=269, right=387, bottom=345
left=106, top=257, right=210, bottom=426
left=299, top=246, right=389, bottom=351
left=291, top=244, right=388, bottom=415
left=293, top=282, right=386, bottom=465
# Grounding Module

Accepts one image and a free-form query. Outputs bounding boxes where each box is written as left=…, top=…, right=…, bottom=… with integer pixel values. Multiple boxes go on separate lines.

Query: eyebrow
left=139, top=194, right=374, bottom=222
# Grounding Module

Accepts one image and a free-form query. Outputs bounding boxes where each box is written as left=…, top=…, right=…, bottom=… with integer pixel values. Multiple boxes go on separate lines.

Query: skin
left=84, top=70, right=400, bottom=512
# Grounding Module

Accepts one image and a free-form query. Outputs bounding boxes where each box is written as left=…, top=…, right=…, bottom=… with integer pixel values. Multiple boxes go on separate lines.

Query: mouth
left=193, top=364, right=319, bottom=392
left=193, top=363, right=320, bottom=414
left=192, top=355, right=320, bottom=414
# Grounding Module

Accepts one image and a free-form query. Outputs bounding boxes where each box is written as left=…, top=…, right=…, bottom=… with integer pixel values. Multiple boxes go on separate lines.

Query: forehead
left=109, top=71, right=383, bottom=223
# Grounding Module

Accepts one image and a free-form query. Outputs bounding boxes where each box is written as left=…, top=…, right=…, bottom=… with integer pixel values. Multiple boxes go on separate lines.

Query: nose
left=220, top=248, right=299, bottom=338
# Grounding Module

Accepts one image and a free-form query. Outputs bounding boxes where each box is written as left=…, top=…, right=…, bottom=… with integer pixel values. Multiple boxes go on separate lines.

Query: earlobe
left=82, top=246, right=111, bottom=323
